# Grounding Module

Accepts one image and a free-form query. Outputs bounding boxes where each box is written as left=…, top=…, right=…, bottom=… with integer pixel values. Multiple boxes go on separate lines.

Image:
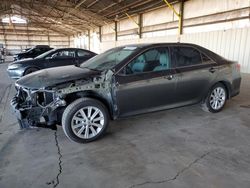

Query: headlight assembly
left=8, top=64, right=21, bottom=69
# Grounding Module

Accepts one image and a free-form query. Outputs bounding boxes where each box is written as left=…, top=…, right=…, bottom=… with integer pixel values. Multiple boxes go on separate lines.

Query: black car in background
left=7, top=48, right=97, bottom=79
left=13, top=45, right=53, bottom=61
left=11, top=43, right=241, bottom=143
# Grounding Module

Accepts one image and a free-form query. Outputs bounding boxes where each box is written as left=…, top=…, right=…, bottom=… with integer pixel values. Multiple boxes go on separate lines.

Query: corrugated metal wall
left=181, top=27, right=250, bottom=73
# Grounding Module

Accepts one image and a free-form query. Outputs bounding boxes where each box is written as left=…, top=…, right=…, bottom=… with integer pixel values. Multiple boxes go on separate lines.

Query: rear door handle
left=209, top=67, right=216, bottom=73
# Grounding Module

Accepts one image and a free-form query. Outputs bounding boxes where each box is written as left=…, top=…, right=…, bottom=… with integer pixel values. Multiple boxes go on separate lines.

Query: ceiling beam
left=51, top=6, right=99, bottom=28
left=104, top=0, right=155, bottom=18
left=54, top=7, right=101, bottom=26
left=87, top=0, right=99, bottom=8
left=12, top=8, right=74, bottom=35
left=54, top=0, right=110, bottom=25
left=14, top=4, right=83, bottom=33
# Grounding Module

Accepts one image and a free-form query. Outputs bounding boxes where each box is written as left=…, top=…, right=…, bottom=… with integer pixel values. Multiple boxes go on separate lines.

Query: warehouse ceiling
left=0, top=0, right=180, bottom=35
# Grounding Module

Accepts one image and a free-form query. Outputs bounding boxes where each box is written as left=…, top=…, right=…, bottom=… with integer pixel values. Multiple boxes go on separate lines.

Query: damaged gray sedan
left=11, top=43, right=241, bottom=143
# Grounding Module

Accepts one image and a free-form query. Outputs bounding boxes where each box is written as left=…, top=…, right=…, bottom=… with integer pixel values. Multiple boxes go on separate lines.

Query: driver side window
left=51, top=50, right=75, bottom=59
left=125, top=47, right=171, bottom=75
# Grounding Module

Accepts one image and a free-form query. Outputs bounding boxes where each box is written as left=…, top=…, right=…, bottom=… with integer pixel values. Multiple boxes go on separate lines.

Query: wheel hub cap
left=71, top=106, right=104, bottom=139
left=209, top=87, right=226, bottom=110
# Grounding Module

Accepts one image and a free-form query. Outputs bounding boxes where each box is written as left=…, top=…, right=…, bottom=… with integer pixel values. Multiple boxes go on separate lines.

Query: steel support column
left=88, top=30, right=90, bottom=50
left=115, top=21, right=118, bottom=41
left=99, top=26, right=102, bottom=43
left=179, top=0, right=184, bottom=35
left=163, top=0, right=183, bottom=36
left=138, top=13, right=143, bottom=38
left=48, top=32, right=50, bottom=46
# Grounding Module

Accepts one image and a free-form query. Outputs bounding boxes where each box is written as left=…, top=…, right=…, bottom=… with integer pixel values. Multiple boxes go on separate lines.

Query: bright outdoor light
left=2, top=16, right=27, bottom=24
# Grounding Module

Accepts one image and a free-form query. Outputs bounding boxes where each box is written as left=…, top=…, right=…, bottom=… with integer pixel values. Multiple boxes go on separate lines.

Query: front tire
left=62, top=98, right=109, bottom=143
left=202, top=83, right=227, bottom=113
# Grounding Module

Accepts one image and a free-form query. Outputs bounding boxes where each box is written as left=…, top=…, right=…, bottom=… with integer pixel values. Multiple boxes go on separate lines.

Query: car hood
left=18, top=58, right=34, bottom=61
left=10, top=58, right=37, bottom=65
left=16, top=65, right=101, bottom=89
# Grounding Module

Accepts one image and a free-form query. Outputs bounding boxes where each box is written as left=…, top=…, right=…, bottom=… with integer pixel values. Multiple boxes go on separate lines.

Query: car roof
left=34, top=45, right=50, bottom=48
left=121, top=43, right=223, bottom=61
left=53, top=48, right=93, bottom=51
left=118, top=42, right=203, bottom=48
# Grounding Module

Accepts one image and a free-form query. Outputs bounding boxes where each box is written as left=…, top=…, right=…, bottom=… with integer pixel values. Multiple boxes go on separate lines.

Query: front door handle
left=209, top=67, right=216, bottom=73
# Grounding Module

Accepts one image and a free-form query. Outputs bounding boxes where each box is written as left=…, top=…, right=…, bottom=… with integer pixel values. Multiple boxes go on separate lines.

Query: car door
left=76, top=50, right=95, bottom=65
left=45, top=49, right=76, bottom=68
left=113, top=47, right=178, bottom=117
left=171, top=46, right=217, bottom=104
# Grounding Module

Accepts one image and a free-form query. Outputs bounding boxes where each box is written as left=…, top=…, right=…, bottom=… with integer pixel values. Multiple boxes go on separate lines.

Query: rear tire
left=24, top=67, right=39, bottom=76
left=202, top=83, right=227, bottom=113
left=62, top=98, right=109, bottom=143
left=18, top=119, right=30, bottom=129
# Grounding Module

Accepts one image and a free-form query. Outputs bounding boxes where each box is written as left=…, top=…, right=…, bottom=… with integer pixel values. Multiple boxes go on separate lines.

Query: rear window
left=201, top=53, right=214, bottom=64
left=78, top=50, right=91, bottom=57
left=173, top=47, right=202, bottom=67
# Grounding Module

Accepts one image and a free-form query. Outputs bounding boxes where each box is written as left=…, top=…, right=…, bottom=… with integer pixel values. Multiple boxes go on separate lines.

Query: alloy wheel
left=71, top=106, right=104, bottom=139
left=209, top=87, right=226, bottom=110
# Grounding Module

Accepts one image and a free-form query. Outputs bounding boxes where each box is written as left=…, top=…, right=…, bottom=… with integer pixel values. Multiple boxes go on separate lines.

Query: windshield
left=35, top=49, right=56, bottom=59
left=24, top=47, right=34, bottom=53
left=80, top=46, right=138, bottom=71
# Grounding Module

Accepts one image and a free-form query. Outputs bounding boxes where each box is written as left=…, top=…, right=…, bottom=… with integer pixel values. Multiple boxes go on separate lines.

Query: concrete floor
left=0, top=62, right=250, bottom=188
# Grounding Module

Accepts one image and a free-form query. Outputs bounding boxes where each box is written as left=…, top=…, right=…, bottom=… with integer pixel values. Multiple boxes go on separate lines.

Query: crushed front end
left=10, top=66, right=115, bottom=130
left=11, top=84, right=66, bottom=129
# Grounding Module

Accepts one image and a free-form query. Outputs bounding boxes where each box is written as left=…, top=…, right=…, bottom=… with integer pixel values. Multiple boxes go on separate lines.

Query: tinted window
left=28, top=48, right=40, bottom=56
left=51, top=50, right=75, bottom=58
left=201, top=53, right=213, bottom=64
left=78, top=50, right=91, bottom=57
left=41, top=48, right=49, bottom=52
left=35, top=49, right=55, bottom=59
left=173, top=47, right=202, bottom=67
left=125, top=47, right=171, bottom=74
left=34, top=48, right=41, bottom=53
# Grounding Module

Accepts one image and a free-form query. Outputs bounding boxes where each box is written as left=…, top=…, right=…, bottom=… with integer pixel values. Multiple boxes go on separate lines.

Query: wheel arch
left=217, top=80, right=232, bottom=99
left=63, top=90, right=114, bottom=119
left=23, top=66, right=40, bottom=75
left=202, top=80, right=232, bottom=103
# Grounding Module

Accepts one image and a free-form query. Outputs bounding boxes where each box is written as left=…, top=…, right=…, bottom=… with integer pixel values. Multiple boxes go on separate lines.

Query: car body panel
left=174, top=64, right=217, bottom=104
left=114, top=69, right=178, bottom=117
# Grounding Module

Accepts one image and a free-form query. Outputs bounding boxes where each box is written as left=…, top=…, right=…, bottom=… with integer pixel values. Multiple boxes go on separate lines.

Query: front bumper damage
left=11, top=70, right=115, bottom=130
left=11, top=85, right=66, bottom=129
